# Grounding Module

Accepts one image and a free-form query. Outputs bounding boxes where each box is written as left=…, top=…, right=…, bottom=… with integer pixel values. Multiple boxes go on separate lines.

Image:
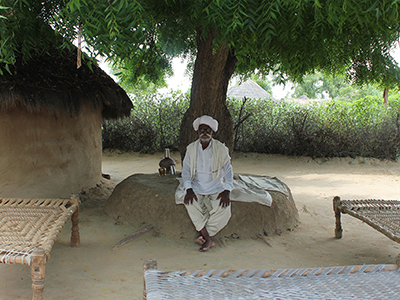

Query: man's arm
left=181, top=155, right=192, bottom=191
left=182, top=152, right=197, bottom=205
left=217, top=160, right=233, bottom=207
left=222, top=160, right=234, bottom=192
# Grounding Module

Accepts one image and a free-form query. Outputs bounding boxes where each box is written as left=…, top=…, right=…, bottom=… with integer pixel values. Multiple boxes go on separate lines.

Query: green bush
left=230, top=96, right=400, bottom=159
left=102, top=91, right=189, bottom=153
left=102, top=93, right=400, bottom=159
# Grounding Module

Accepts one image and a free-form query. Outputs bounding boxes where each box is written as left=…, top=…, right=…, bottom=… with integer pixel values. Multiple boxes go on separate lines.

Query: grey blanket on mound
left=175, top=174, right=289, bottom=207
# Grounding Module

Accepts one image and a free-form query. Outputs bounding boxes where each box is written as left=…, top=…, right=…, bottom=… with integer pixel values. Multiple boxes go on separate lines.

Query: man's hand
left=184, top=188, right=197, bottom=205
left=217, top=190, right=230, bottom=208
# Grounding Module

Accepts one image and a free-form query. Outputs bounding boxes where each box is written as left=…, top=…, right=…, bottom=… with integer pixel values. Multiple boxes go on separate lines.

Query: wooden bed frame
left=0, top=195, right=80, bottom=300
left=333, top=196, right=400, bottom=243
left=333, top=196, right=400, bottom=265
left=143, top=259, right=400, bottom=299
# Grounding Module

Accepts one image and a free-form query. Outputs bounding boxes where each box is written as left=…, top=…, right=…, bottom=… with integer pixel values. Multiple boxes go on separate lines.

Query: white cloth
left=182, top=139, right=233, bottom=194
left=184, top=192, right=231, bottom=236
left=193, top=115, right=218, bottom=132
left=176, top=174, right=289, bottom=207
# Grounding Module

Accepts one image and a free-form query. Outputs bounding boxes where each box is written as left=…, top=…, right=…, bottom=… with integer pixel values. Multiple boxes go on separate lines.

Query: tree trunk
left=383, top=88, right=388, bottom=108
left=179, top=28, right=237, bottom=159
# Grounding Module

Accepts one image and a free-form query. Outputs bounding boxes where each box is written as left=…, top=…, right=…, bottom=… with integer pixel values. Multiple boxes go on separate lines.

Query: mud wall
left=0, top=103, right=102, bottom=198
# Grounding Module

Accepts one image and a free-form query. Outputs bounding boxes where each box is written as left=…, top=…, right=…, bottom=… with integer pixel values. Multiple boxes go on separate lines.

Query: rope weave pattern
left=0, top=198, right=78, bottom=265
left=339, top=199, right=400, bottom=243
left=145, top=265, right=400, bottom=299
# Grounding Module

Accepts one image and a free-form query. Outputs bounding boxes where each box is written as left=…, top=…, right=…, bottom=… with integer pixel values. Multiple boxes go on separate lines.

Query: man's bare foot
left=194, top=236, right=206, bottom=245
left=199, top=240, right=215, bottom=252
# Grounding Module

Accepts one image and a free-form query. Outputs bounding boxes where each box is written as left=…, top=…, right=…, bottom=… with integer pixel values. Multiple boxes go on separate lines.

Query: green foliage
left=2, top=0, right=400, bottom=88
left=293, top=71, right=385, bottom=100
left=229, top=95, right=400, bottom=159
left=102, top=91, right=190, bottom=152
left=336, top=84, right=383, bottom=102
left=293, top=72, right=325, bottom=99
left=220, top=0, right=400, bottom=88
left=102, top=116, right=156, bottom=153
left=113, top=56, right=172, bottom=95
left=0, top=0, right=72, bottom=73
left=103, top=92, right=400, bottom=160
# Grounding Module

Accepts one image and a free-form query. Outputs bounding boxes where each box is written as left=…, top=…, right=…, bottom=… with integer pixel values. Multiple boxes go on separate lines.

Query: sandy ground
left=1, top=151, right=400, bottom=299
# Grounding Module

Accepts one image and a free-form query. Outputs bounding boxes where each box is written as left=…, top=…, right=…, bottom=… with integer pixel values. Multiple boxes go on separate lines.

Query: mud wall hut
left=0, top=48, right=132, bottom=198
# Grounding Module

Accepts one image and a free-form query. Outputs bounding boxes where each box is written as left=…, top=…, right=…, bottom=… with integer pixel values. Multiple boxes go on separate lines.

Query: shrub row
left=102, top=93, right=400, bottom=159
left=102, top=91, right=189, bottom=153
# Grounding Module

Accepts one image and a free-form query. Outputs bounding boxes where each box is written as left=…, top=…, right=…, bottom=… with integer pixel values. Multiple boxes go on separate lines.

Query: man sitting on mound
left=182, top=115, right=234, bottom=252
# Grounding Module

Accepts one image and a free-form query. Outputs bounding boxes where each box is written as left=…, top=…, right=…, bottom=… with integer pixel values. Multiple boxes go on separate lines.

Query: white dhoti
left=184, top=192, right=231, bottom=237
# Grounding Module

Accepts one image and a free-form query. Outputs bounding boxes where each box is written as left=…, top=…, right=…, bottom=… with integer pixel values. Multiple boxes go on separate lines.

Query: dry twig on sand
left=112, top=225, right=154, bottom=250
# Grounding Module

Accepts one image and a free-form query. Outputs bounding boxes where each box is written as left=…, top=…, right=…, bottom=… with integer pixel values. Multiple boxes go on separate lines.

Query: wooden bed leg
left=31, top=248, right=46, bottom=300
left=143, top=259, right=157, bottom=300
left=333, top=196, right=343, bottom=239
left=70, top=195, right=80, bottom=247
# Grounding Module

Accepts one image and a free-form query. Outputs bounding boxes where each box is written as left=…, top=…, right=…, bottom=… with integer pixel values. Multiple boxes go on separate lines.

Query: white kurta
left=182, top=140, right=233, bottom=194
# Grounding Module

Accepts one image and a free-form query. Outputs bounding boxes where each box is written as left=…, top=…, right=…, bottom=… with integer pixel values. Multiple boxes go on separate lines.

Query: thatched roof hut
left=0, top=47, right=132, bottom=198
left=0, top=48, right=132, bottom=119
left=227, top=80, right=278, bottom=102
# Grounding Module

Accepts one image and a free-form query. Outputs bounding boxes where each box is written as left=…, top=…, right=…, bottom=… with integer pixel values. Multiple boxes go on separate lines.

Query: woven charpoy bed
left=333, top=196, right=400, bottom=247
left=143, top=259, right=400, bottom=299
left=0, top=196, right=80, bottom=300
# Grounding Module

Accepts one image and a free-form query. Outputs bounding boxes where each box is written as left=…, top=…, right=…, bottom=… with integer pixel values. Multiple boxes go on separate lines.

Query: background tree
left=293, top=72, right=325, bottom=99
left=2, top=0, right=400, bottom=156
left=292, top=71, right=383, bottom=101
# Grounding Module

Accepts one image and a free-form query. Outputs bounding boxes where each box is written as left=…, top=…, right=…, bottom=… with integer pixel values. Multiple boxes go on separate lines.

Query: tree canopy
left=1, top=0, right=400, bottom=86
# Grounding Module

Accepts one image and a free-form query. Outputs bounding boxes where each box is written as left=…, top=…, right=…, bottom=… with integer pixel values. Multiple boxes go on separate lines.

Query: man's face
left=198, top=124, right=214, bottom=143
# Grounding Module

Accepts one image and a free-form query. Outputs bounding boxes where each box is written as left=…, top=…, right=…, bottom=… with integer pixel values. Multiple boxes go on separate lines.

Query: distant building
left=227, top=80, right=278, bottom=102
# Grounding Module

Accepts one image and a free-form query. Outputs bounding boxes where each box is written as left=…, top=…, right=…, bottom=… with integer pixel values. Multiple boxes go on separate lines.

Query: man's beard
left=200, top=133, right=212, bottom=143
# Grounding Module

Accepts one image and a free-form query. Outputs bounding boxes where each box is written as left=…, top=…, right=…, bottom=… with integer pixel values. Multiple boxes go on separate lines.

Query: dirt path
left=1, top=151, right=399, bottom=299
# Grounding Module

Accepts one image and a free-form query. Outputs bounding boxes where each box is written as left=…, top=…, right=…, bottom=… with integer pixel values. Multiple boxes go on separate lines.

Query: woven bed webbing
left=334, top=198, right=400, bottom=243
left=145, top=265, right=400, bottom=300
left=0, top=198, right=78, bottom=265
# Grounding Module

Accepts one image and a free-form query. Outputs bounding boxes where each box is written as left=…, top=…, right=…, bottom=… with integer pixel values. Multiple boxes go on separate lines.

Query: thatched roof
left=227, top=80, right=278, bottom=102
left=0, top=47, right=132, bottom=119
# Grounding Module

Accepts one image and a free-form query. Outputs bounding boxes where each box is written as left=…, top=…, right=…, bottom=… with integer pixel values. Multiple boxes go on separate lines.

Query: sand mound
left=104, top=173, right=299, bottom=240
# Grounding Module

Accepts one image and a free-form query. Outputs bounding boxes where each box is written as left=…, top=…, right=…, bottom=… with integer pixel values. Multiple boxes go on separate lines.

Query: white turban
left=193, top=115, right=218, bottom=132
